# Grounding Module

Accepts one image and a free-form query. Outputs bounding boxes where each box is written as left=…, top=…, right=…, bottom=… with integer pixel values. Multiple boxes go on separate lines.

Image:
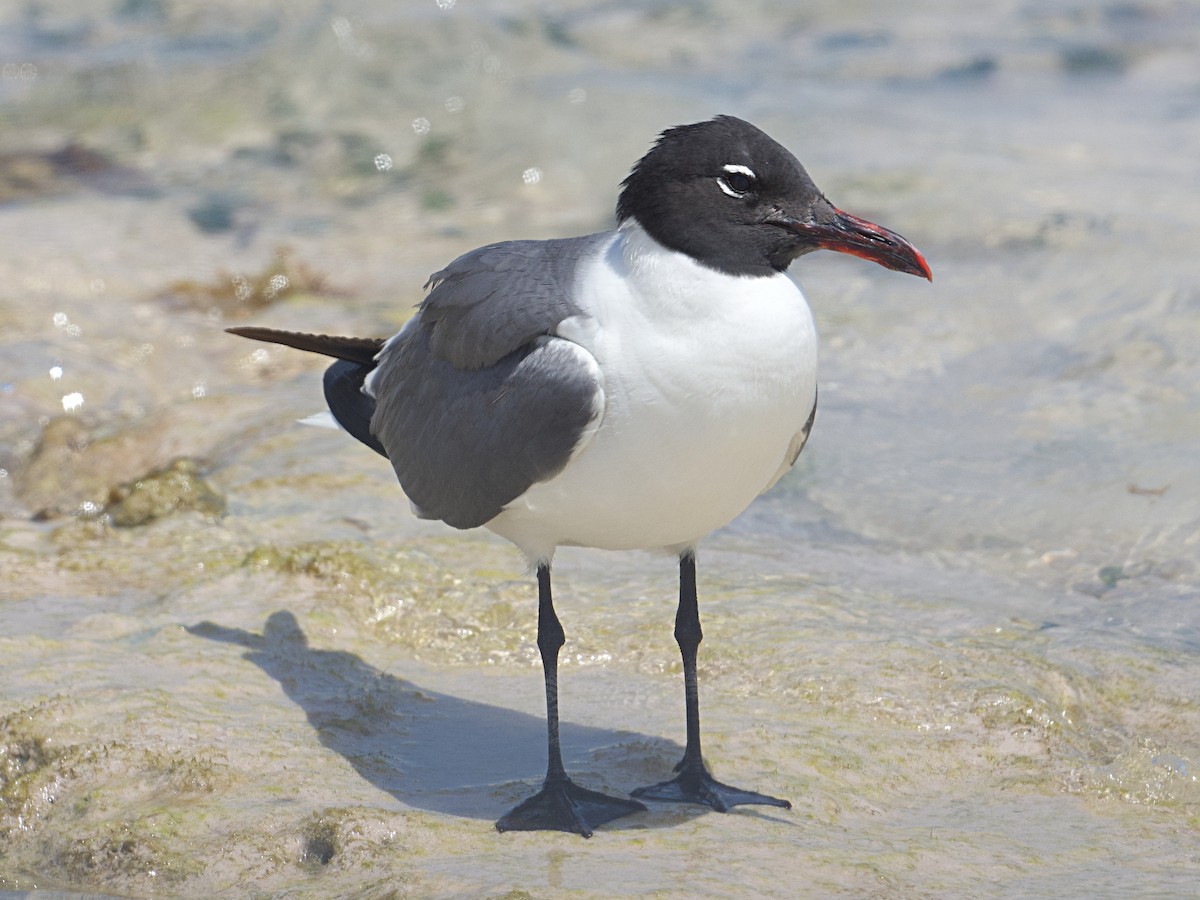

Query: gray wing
left=420, top=233, right=607, bottom=369
left=369, top=236, right=608, bottom=529
left=764, top=388, right=818, bottom=493
left=788, top=387, right=818, bottom=467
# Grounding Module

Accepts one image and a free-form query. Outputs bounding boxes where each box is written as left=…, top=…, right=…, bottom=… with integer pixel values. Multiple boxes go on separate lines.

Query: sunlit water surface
left=1, top=2, right=1198, bottom=897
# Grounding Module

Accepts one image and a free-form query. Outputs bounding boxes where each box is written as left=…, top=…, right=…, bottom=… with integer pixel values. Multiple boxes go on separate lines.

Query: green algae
left=299, top=813, right=339, bottom=870
left=290, top=807, right=423, bottom=886
left=0, top=699, right=223, bottom=892
left=105, top=458, right=226, bottom=527
left=56, top=821, right=202, bottom=887
left=0, top=707, right=69, bottom=842
left=236, top=539, right=539, bottom=666
left=157, top=246, right=340, bottom=318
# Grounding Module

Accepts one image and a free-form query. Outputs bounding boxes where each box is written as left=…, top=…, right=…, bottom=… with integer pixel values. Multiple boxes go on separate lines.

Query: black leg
left=496, top=563, right=646, bottom=837
left=632, top=551, right=791, bottom=812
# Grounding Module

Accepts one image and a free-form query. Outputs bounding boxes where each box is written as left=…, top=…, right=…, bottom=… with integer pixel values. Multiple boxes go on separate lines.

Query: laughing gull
left=229, top=115, right=931, bottom=837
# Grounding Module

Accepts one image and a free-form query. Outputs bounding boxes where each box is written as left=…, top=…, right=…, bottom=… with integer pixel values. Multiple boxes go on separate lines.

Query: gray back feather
left=420, top=234, right=606, bottom=369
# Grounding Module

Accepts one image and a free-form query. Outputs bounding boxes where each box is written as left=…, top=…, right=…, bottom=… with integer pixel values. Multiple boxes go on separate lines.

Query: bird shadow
left=186, top=610, right=687, bottom=824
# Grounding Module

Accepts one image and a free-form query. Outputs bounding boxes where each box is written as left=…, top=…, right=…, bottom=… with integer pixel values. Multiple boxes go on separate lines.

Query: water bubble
left=62, top=392, right=84, bottom=413
left=522, top=167, right=542, bottom=185
left=412, top=117, right=431, bottom=135
left=568, top=88, right=587, bottom=104
left=374, top=153, right=393, bottom=172
left=444, top=96, right=465, bottom=113
left=49, top=365, right=63, bottom=381
left=52, top=312, right=69, bottom=329
left=192, top=380, right=208, bottom=399
left=435, top=0, right=456, bottom=9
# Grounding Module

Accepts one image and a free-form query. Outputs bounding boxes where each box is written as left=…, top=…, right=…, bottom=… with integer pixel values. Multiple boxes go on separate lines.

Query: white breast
left=486, top=222, right=818, bottom=563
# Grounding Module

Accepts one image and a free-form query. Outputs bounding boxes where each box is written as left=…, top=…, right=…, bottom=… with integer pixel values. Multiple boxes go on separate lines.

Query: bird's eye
left=717, top=165, right=756, bottom=198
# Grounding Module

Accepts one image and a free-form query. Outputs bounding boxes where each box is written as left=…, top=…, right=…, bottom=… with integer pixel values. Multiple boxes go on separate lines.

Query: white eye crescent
left=717, top=163, right=757, bottom=197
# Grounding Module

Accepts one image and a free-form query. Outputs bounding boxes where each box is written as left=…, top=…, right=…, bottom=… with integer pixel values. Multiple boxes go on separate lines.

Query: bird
left=228, top=115, right=931, bottom=837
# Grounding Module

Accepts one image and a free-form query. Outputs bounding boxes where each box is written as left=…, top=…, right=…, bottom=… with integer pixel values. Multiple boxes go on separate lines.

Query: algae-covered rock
left=105, top=458, right=225, bottom=527
left=14, top=400, right=252, bottom=521
left=0, top=143, right=140, bottom=205
left=0, top=715, right=67, bottom=841
left=156, top=246, right=339, bottom=317
left=0, top=701, right=86, bottom=847
left=0, top=698, right=218, bottom=891
left=17, top=415, right=94, bottom=519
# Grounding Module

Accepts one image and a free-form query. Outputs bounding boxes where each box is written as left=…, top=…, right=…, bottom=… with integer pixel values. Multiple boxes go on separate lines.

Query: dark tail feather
left=226, top=326, right=385, bottom=366
left=228, top=326, right=389, bottom=459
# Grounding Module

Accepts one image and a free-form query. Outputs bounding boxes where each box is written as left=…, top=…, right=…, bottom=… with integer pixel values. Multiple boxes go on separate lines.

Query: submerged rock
left=105, top=458, right=225, bottom=527
left=156, top=246, right=339, bottom=317
left=0, top=712, right=67, bottom=843
left=14, top=398, right=256, bottom=521
left=0, top=143, right=153, bottom=204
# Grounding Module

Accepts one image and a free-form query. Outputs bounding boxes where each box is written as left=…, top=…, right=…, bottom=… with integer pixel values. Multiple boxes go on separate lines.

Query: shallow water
left=2, top=1, right=1198, bottom=897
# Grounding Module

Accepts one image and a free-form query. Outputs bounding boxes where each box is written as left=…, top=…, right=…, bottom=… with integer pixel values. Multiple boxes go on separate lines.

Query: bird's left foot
left=632, top=759, right=790, bottom=812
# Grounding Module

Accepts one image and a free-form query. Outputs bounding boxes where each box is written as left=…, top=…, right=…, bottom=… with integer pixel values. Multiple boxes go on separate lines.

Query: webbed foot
left=497, top=776, right=647, bottom=837
left=632, top=760, right=790, bottom=812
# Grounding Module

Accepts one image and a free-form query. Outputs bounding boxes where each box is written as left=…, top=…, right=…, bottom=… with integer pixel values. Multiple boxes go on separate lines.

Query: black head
left=617, top=115, right=931, bottom=281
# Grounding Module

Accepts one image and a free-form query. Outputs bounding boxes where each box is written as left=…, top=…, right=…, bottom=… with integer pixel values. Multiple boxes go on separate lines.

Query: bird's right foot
left=632, top=758, right=791, bottom=812
left=496, top=775, right=647, bottom=837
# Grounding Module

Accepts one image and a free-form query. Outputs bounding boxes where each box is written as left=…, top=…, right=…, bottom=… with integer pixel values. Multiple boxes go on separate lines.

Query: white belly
left=486, top=224, right=818, bottom=562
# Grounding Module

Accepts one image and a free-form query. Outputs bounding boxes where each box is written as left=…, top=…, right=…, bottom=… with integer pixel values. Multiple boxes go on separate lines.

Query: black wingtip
left=324, top=359, right=388, bottom=459
left=226, top=326, right=385, bottom=366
